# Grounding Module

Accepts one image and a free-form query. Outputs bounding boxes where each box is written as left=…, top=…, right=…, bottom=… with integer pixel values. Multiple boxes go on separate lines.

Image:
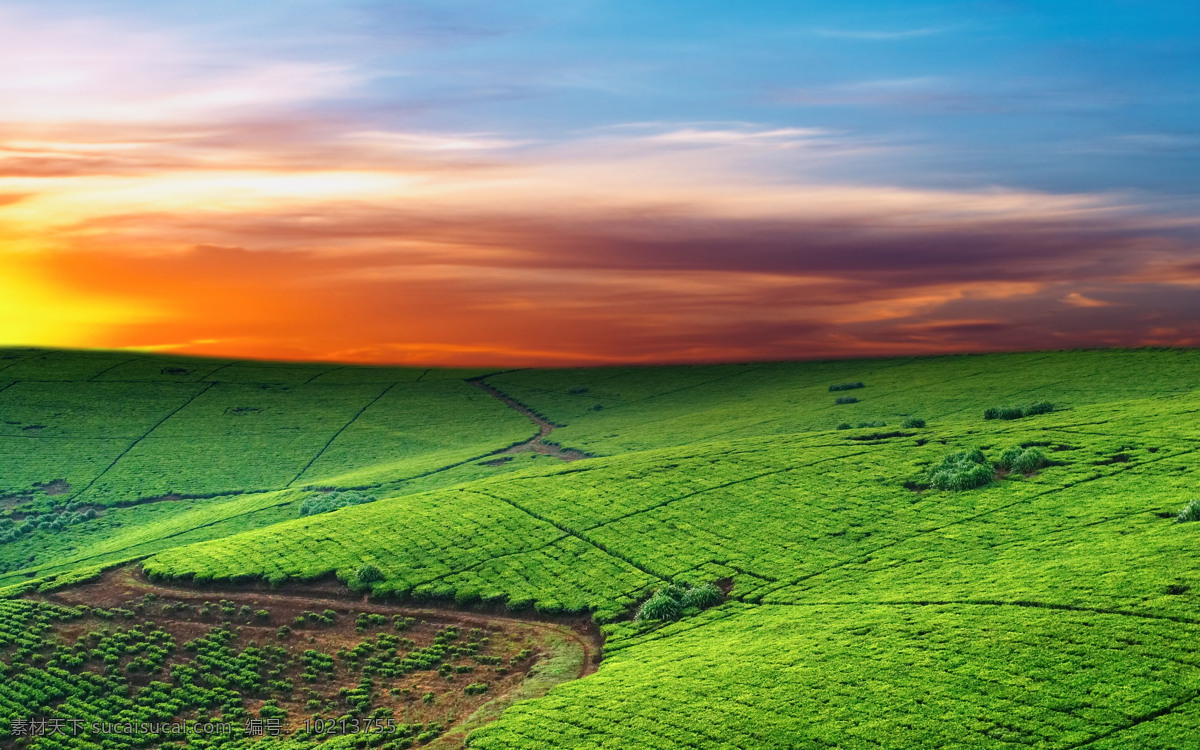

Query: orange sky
left=3, top=4, right=1199, bottom=365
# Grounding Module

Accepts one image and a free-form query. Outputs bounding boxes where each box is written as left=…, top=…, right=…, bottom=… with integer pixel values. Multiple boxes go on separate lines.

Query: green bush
left=1026, top=401, right=1055, bottom=416
left=927, top=449, right=994, bottom=491
left=997, top=447, right=1049, bottom=475
left=300, top=491, right=377, bottom=518
left=984, top=406, right=1024, bottom=420
left=637, top=581, right=723, bottom=621
left=679, top=583, right=723, bottom=610
left=1012, top=450, right=1046, bottom=473
left=660, top=582, right=689, bottom=601
left=356, top=564, right=384, bottom=583
left=835, top=423, right=852, bottom=430
left=984, top=402, right=1054, bottom=420
left=902, top=416, right=926, bottom=429
left=829, top=382, right=865, bottom=391
left=1176, top=498, right=1200, bottom=523
left=834, top=396, right=859, bottom=405
left=636, top=591, right=681, bottom=622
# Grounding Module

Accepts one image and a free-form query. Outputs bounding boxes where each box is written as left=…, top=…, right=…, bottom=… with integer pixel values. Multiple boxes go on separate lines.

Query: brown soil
left=31, top=566, right=600, bottom=742
left=34, top=479, right=70, bottom=495
left=471, top=381, right=591, bottom=462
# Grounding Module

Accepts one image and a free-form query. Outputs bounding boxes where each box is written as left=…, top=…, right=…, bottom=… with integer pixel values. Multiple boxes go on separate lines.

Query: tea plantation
left=3, top=346, right=1200, bottom=748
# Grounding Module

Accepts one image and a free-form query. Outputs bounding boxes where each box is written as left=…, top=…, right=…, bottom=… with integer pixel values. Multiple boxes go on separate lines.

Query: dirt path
left=471, top=380, right=591, bottom=462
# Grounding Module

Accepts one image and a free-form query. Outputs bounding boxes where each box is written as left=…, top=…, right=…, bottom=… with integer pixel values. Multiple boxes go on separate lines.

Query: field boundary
left=288, top=381, right=400, bottom=486
left=86, top=357, right=137, bottom=381
left=67, top=382, right=216, bottom=502
left=1063, top=691, right=1200, bottom=749
left=472, top=489, right=667, bottom=583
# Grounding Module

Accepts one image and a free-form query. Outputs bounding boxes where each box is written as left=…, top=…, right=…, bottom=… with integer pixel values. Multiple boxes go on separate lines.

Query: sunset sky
left=2, top=1, right=1199, bottom=365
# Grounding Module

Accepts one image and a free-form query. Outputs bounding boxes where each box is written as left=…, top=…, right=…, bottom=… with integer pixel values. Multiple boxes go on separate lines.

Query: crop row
left=468, top=603, right=1200, bottom=749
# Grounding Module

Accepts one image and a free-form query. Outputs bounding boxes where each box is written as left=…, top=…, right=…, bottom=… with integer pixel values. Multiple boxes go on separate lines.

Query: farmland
left=2, top=347, right=1200, bottom=747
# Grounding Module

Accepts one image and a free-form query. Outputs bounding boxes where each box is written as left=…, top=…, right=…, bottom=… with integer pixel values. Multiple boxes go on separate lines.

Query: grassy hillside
left=0, top=349, right=537, bottom=584
left=2, top=347, right=1200, bottom=748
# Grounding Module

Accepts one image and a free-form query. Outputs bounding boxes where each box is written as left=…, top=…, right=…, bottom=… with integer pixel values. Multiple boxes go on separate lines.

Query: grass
left=3, top=346, right=1200, bottom=748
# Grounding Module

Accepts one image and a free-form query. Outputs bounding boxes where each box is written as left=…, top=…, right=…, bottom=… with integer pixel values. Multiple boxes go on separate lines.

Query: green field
left=2, top=347, right=1200, bottom=748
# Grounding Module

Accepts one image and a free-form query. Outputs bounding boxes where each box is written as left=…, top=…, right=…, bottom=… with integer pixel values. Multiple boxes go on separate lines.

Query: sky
left=1, top=0, right=1199, bottom=366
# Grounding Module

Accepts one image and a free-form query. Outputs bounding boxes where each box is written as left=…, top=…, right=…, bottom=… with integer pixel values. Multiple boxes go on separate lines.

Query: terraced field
left=2, top=347, right=1199, bottom=748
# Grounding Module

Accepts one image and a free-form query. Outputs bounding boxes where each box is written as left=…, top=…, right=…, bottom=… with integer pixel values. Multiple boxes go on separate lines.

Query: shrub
left=902, top=416, right=926, bottom=429
left=463, top=682, right=489, bottom=695
left=355, top=564, right=384, bottom=584
left=834, top=396, right=859, bottom=405
left=829, top=382, right=865, bottom=391
left=637, top=582, right=723, bottom=621
left=300, top=490, right=377, bottom=518
left=984, top=402, right=1054, bottom=420
left=1026, top=401, right=1055, bottom=416
left=1012, top=449, right=1047, bottom=473
left=927, top=449, right=994, bottom=491
left=835, top=423, right=852, bottom=430
left=996, top=447, right=1049, bottom=474
left=660, top=582, right=689, bottom=601
left=566, top=385, right=589, bottom=395
left=1176, top=498, right=1200, bottom=523
left=984, top=406, right=1024, bottom=420
left=636, top=591, right=682, bottom=622
left=679, top=583, right=723, bottom=610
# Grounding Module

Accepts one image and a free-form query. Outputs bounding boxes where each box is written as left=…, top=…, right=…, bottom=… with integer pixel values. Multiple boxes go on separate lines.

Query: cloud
left=1, top=2, right=1196, bottom=365
left=8, top=176, right=1196, bottom=365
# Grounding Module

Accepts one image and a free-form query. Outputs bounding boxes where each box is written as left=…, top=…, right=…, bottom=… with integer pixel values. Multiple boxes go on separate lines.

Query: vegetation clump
left=636, top=581, right=724, bottom=622
left=902, top=416, right=926, bottom=429
left=829, top=382, right=865, bottom=391
left=983, top=401, right=1055, bottom=420
left=996, top=447, right=1049, bottom=475
left=834, top=396, right=860, bottom=405
left=1176, top=498, right=1200, bottom=523
left=299, top=490, right=377, bottom=517
left=679, top=583, right=724, bottom=610
left=353, top=564, right=385, bottom=588
left=926, top=449, right=994, bottom=491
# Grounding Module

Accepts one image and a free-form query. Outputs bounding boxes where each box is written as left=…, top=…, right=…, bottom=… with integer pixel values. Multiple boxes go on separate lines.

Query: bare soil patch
left=29, top=566, right=599, bottom=744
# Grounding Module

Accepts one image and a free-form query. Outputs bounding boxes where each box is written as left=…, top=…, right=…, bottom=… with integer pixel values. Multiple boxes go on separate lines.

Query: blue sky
left=2, top=1, right=1199, bottom=363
